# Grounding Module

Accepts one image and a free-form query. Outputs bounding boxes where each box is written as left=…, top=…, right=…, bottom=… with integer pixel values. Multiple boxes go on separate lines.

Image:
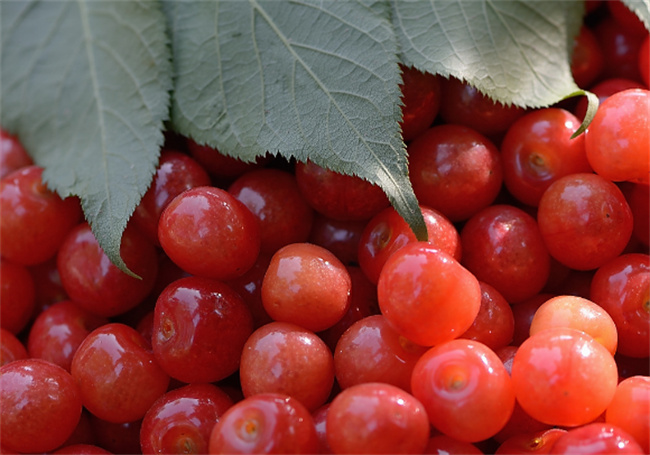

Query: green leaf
left=1, top=0, right=172, bottom=275
left=622, top=0, right=650, bottom=31
left=392, top=0, right=585, bottom=109
left=164, top=0, right=427, bottom=240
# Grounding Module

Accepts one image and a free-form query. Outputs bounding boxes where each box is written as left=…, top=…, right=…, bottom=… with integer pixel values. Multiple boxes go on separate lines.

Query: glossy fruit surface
left=411, top=338, right=515, bottom=442
left=537, top=173, right=633, bottom=271
left=500, top=108, right=591, bottom=207
left=548, top=423, right=644, bottom=454
left=158, top=185, right=261, bottom=280
left=326, top=382, right=430, bottom=454
left=0, top=165, right=82, bottom=265
left=0, top=358, right=83, bottom=453
left=140, top=383, right=234, bottom=455
left=0, top=327, right=27, bottom=366
left=408, top=124, right=503, bottom=222
left=378, top=242, right=481, bottom=346
left=57, top=222, right=159, bottom=318
left=590, top=253, right=650, bottom=358
left=261, top=242, right=351, bottom=332
left=208, top=393, right=319, bottom=454
left=0, top=258, right=35, bottom=334
left=399, top=65, right=442, bottom=141
left=461, top=204, right=550, bottom=303
left=239, top=321, right=335, bottom=412
left=511, top=327, right=618, bottom=427
left=585, top=89, right=650, bottom=184
left=605, top=375, right=650, bottom=453
left=71, top=323, right=170, bottom=424
left=0, top=129, right=32, bottom=179
left=152, top=276, right=253, bottom=383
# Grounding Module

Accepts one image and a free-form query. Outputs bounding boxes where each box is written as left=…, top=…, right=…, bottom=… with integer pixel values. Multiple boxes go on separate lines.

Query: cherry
left=239, top=321, right=335, bottom=412
left=261, top=242, right=351, bottom=332
left=377, top=241, right=481, bottom=347
left=208, top=393, right=320, bottom=454
left=158, top=185, right=261, bottom=280
left=0, top=258, right=35, bottom=334
left=0, top=358, right=83, bottom=453
left=140, top=383, right=234, bottom=454
left=152, top=276, right=254, bottom=383
left=0, top=129, right=32, bottom=179
left=326, top=382, right=430, bottom=454
left=605, top=375, right=650, bottom=453
left=399, top=64, right=442, bottom=141
left=0, top=327, right=27, bottom=366
left=0, top=165, right=82, bottom=265
left=548, top=422, right=644, bottom=454
left=571, top=26, right=605, bottom=88
left=411, top=338, right=515, bottom=442
left=71, top=323, right=170, bottom=424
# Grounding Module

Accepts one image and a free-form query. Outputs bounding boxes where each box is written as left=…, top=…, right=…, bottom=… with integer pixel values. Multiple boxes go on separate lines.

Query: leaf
left=622, top=0, right=650, bottom=31
left=392, top=0, right=585, bottom=108
left=0, top=0, right=172, bottom=275
left=163, top=0, right=427, bottom=240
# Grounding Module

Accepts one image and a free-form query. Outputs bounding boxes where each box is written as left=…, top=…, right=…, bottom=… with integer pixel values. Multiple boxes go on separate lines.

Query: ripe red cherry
left=0, top=165, right=82, bottom=265
left=537, top=173, right=633, bottom=271
left=208, top=393, right=319, bottom=454
left=326, top=382, right=430, bottom=454
left=460, top=204, right=551, bottom=303
left=152, top=276, right=254, bottom=383
left=140, top=383, right=234, bottom=455
left=57, top=222, right=159, bottom=318
left=0, top=328, right=27, bottom=366
left=0, top=358, right=83, bottom=454
left=0, top=129, right=32, bottom=179
left=132, top=149, right=211, bottom=246
left=261, top=242, right=351, bottom=332
left=0, top=258, right=35, bottom=334
left=378, top=241, right=481, bottom=347
left=158, top=185, right=261, bottom=280
left=500, top=108, right=592, bottom=207
left=239, top=321, right=335, bottom=412
left=294, top=160, right=390, bottom=221
left=408, top=124, right=503, bottom=222
left=511, top=327, right=618, bottom=427
left=585, top=89, right=650, bottom=185
left=548, top=423, right=644, bottom=454
left=411, top=339, right=515, bottom=442
left=399, top=64, right=442, bottom=141
left=71, top=323, right=170, bottom=424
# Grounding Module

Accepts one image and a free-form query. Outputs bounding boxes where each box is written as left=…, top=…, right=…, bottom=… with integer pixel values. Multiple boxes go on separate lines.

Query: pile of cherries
left=1, top=1, right=649, bottom=454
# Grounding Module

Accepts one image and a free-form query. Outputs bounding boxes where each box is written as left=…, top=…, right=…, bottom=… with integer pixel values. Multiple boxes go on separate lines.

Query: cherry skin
left=307, top=214, right=367, bottom=266
left=639, top=35, right=649, bottom=87
left=511, top=327, right=618, bottom=427
left=537, top=173, right=633, bottom=271
left=548, top=423, right=644, bottom=454
left=573, top=78, right=646, bottom=121
left=132, top=149, right=211, bottom=246
left=411, top=338, right=516, bottom=442
left=152, top=276, right=254, bottom=383
left=186, top=138, right=269, bottom=182
left=158, top=185, right=261, bottom=280
left=590, top=253, right=649, bottom=358
left=208, top=393, right=319, bottom=454
left=51, top=444, right=112, bottom=455
left=495, top=428, right=567, bottom=455
left=0, top=165, right=82, bottom=265
left=0, top=358, right=83, bottom=454
left=594, top=16, right=647, bottom=83
left=57, top=222, right=159, bottom=318
left=71, top=323, right=170, bottom=424
left=140, top=383, right=234, bottom=455
left=378, top=241, right=481, bottom=346
left=500, top=107, right=592, bottom=207
left=358, top=204, right=462, bottom=285
left=423, top=435, right=483, bottom=455
left=408, top=124, right=503, bottom=222
left=399, top=64, right=442, bottom=141
left=0, top=129, right=32, bottom=179
left=0, top=258, right=35, bottom=334
left=584, top=88, right=650, bottom=185
left=326, top=382, right=430, bottom=454
left=333, top=314, right=428, bottom=393
left=459, top=281, right=515, bottom=351
left=27, top=300, right=109, bottom=371
left=529, top=294, right=618, bottom=356
left=460, top=204, right=551, bottom=303
left=228, top=168, right=315, bottom=255
left=571, top=25, right=604, bottom=88
left=0, top=327, right=27, bottom=366
left=294, top=160, right=390, bottom=221
left=261, top=242, right=351, bottom=332
left=239, top=321, right=335, bottom=413
left=605, top=376, right=650, bottom=453
left=438, top=76, right=526, bottom=139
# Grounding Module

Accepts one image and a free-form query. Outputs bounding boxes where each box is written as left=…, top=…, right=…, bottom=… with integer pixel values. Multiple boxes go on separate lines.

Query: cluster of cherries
left=1, top=1, right=649, bottom=454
